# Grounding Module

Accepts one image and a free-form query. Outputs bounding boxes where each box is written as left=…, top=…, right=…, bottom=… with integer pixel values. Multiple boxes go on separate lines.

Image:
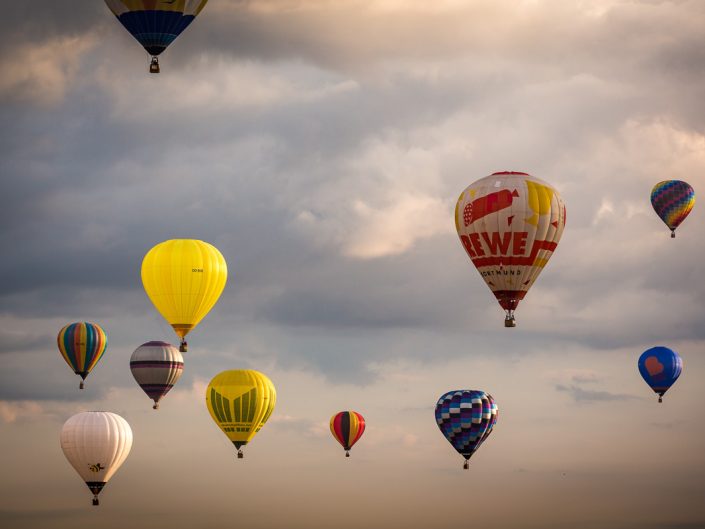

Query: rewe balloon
left=330, top=411, right=365, bottom=457
left=650, top=180, right=695, bottom=238
left=205, top=370, right=276, bottom=459
left=435, top=390, right=498, bottom=469
left=57, top=322, right=107, bottom=389
left=60, top=412, right=133, bottom=506
left=455, top=171, right=566, bottom=327
left=130, top=341, right=184, bottom=409
left=141, top=239, right=227, bottom=352
left=638, top=346, right=683, bottom=403
left=104, top=0, right=209, bottom=73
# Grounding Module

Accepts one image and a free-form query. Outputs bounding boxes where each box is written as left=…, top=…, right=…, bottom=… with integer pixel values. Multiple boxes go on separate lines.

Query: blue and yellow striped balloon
left=104, top=0, right=209, bottom=72
left=57, top=323, right=107, bottom=389
left=651, top=180, right=695, bottom=238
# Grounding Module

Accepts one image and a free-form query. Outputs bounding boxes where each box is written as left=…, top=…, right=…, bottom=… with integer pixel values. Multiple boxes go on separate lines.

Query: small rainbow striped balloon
left=330, top=411, right=365, bottom=457
left=57, top=322, right=107, bottom=389
left=651, top=180, right=695, bottom=238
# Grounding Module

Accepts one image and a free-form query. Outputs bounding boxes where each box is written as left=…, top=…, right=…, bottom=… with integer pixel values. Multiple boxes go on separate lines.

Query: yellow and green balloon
left=205, top=370, right=276, bottom=459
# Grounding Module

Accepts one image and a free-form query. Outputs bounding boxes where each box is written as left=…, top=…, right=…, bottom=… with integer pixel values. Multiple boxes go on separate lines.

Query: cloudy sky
left=1, top=0, right=705, bottom=527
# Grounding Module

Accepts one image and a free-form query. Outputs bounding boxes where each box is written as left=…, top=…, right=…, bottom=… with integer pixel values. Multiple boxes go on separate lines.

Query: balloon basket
left=658, top=396, right=663, bottom=403
left=345, top=451, right=350, bottom=458
left=671, top=231, right=675, bottom=238
left=153, top=403, right=159, bottom=410
left=463, top=460, right=469, bottom=470
left=504, top=309, right=516, bottom=327
left=150, top=57, right=160, bottom=74
left=237, top=450, right=244, bottom=459
left=179, top=341, right=188, bottom=353
left=80, top=381, right=84, bottom=389
left=92, top=497, right=99, bottom=506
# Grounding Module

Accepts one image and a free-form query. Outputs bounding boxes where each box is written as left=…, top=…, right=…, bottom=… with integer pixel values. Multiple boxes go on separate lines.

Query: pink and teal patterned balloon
left=651, top=180, right=695, bottom=238
left=435, top=390, right=498, bottom=469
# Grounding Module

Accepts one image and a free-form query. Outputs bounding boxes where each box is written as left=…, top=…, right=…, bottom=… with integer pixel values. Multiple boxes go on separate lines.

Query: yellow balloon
left=205, top=370, right=276, bottom=459
left=141, top=239, right=227, bottom=352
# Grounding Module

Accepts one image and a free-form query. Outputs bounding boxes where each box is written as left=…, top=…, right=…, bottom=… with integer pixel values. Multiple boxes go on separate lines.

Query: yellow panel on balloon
left=205, top=370, right=276, bottom=458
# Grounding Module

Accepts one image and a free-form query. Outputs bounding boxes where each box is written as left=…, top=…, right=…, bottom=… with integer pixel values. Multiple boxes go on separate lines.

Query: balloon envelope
left=638, top=346, right=683, bottom=402
left=60, top=411, right=133, bottom=505
left=104, top=0, right=208, bottom=71
left=455, top=171, right=566, bottom=326
left=650, top=180, right=695, bottom=237
left=205, top=370, right=276, bottom=458
left=141, top=239, right=227, bottom=352
left=130, top=341, right=184, bottom=409
left=435, top=390, right=498, bottom=468
left=57, top=322, right=107, bottom=389
left=330, top=411, right=365, bottom=456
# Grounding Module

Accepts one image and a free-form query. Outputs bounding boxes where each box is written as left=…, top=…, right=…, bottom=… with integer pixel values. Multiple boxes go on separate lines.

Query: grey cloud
left=555, top=383, right=638, bottom=402
left=0, top=328, right=51, bottom=355
left=1, top=0, right=705, bottom=379
left=0, top=368, right=109, bottom=402
left=0, top=1, right=105, bottom=47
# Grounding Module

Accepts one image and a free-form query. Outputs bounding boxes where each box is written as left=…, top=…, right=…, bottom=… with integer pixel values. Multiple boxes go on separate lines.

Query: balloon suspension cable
left=671, top=230, right=675, bottom=238
left=179, top=340, right=188, bottom=353
left=150, top=56, right=160, bottom=74
left=92, top=496, right=99, bottom=506
left=504, top=310, right=516, bottom=328
left=345, top=450, right=350, bottom=458
left=237, top=449, right=244, bottom=459
left=463, top=460, right=469, bottom=470
left=80, top=380, right=85, bottom=390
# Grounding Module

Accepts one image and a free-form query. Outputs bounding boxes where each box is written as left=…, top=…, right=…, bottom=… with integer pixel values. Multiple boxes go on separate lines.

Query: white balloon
left=60, top=411, right=133, bottom=506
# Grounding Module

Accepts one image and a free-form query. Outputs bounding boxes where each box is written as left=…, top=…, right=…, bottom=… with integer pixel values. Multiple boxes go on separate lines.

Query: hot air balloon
left=330, top=411, right=365, bottom=457
left=130, top=341, right=184, bottom=409
left=205, top=370, right=276, bottom=459
left=638, top=346, right=683, bottom=403
left=104, top=0, right=209, bottom=73
left=141, top=239, right=227, bottom=352
left=650, top=180, right=695, bottom=238
left=57, top=322, right=107, bottom=389
left=455, top=171, right=566, bottom=327
left=60, top=411, right=133, bottom=506
left=435, top=390, right=498, bottom=469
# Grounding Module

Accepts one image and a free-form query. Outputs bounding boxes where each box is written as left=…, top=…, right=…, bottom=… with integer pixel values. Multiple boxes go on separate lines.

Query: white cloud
left=96, top=55, right=359, bottom=121
left=0, top=34, right=96, bottom=106
left=0, top=401, right=43, bottom=423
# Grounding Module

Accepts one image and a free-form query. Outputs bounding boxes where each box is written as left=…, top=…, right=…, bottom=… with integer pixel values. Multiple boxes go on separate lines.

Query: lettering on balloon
left=88, top=463, right=105, bottom=473
left=460, top=231, right=532, bottom=259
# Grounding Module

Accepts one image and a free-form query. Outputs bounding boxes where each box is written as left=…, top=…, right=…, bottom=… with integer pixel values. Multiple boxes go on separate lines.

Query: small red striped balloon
left=330, top=411, right=365, bottom=457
